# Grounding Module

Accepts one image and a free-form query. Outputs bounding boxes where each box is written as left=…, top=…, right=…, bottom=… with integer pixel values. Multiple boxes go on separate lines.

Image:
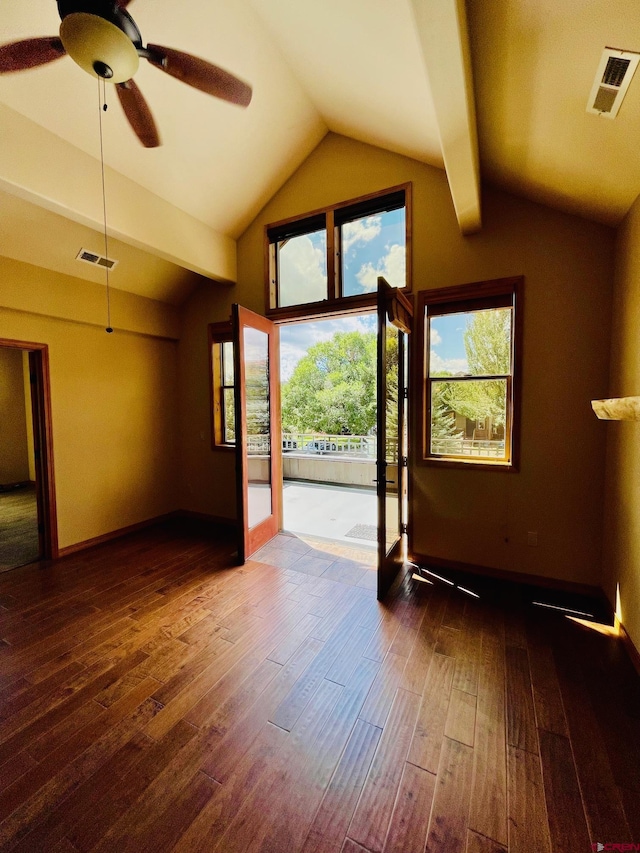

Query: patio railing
left=248, top=434, right=504, bottom=461
left=431, top=437, right=505, bottom=457
left=248, top=433, right=399, bottom=462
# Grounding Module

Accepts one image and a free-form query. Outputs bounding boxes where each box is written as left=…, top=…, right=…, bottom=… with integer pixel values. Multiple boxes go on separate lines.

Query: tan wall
left=602, top=192, right=640, bottom=652
left=0, top=257, right=180, bottom=550
left=0, top=347, right=30, bottom=484
left=179, top=133, right=615, bottom=587
left=178, top=286, right=237, bottom=520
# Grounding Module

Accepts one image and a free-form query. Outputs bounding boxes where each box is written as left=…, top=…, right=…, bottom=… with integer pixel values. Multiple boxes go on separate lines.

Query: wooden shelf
left=591, top=396, right=640, bottom=420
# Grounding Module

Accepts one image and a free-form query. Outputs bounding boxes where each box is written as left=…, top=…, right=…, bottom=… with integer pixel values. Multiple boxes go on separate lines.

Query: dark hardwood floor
left=0, top=520, right=638, bottom=852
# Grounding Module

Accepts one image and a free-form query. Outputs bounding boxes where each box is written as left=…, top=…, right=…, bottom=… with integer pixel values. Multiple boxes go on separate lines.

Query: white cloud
left=342, top=216, right=382, bottom=254
left=355, top=243, right=405, bottom=292
left=280, top=343, right=307, bottom=382
left=279, top=235, right=326, bottom=306
left=429, top=351, right=468, bottom=375
left=430, top=327, right=442, bottom=346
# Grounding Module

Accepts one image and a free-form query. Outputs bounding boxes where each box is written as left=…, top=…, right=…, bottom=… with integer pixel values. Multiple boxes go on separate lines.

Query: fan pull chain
left=97, top=77, right=113, bottom=334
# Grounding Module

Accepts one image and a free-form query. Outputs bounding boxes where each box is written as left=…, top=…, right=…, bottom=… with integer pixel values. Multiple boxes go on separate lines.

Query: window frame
left=209, top=320, right=235, bottom=451
left=418, top=276, right=523, bottom=471
left=264, top=183, right=412, bottom=322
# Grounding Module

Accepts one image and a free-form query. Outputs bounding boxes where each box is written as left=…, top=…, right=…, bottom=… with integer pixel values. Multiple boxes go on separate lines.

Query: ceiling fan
left=0, top=0, right=253, bottom=147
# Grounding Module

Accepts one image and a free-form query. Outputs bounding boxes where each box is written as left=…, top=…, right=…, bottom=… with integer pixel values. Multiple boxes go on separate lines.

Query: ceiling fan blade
left=146, top=44, right=252, bottom=107
left=116, top=79, right=161, bottom=148
left=0, top=37, right=65, bottom=73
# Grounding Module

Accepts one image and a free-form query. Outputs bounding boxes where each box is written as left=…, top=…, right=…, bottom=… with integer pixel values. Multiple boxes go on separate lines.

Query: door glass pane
left=429, top=308, right=512, bottom=377
left=430, top=378, right=507, bottom=459
left=342, top=208, right=406, bottom=297
left=244, top=327, right=272, bottom=527
left=277, top=229, right=327, bottom=307
left=385, top=320, right=400, bottom=552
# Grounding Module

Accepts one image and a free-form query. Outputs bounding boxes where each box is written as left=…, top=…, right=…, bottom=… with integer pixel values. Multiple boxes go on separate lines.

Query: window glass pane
left=244, top=327, right=272, bottom=528
left=429, top=308, right=512, bottom=377
left=342, top=208, right=406, bottom=297
left=222, top=341, right=234, bottom=385
left=278, top=229, right=327, bottom=307
left=430, top=379, right=507, bottom=459
left=223, top=388, right=235, bottom=444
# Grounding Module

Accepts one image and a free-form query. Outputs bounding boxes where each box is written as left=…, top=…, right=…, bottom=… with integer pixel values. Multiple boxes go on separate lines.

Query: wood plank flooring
left=0, top=520, right=638, bottom=852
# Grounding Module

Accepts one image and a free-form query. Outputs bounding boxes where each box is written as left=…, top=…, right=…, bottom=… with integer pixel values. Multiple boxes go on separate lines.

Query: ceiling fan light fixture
left=59, top=12, right=139, bottom=83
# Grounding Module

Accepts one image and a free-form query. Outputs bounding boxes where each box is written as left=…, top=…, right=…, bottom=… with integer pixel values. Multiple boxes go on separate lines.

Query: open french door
left=233, top=304, right=282, bottom=563
left=376, top=278, right=412, bottom=599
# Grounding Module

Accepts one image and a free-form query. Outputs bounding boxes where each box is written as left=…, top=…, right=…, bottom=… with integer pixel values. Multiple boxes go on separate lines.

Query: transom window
left=266, top=185, right=411, bottom=318
left=419, top=277, right=523, bottom=469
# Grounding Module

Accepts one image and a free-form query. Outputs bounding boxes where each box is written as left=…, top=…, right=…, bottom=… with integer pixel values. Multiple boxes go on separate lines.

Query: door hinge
left=403, top=387, right=409, bottom=399
left=401, top=522, right=408, bottom=535
left=401, top=456, right=408, bottom=468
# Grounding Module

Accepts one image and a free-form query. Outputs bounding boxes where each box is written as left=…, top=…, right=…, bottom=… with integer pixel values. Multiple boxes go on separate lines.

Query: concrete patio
left=281, top=479, right=377, bottom=550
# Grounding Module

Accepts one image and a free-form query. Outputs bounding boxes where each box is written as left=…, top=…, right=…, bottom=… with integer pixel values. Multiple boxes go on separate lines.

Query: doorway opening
left=233, top=280, right=411, bottom=598
left=279, top=313, right=380, bottom=552
left=0, top=340, right=57, bottom=571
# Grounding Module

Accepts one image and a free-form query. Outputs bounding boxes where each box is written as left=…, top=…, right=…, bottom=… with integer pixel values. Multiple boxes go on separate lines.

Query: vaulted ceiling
left=1, top=0, right=639, bottom=305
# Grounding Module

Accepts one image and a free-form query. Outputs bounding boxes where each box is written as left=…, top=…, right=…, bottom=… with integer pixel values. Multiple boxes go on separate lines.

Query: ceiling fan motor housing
left=57, top=1, right=142, bottom=44
left=57, top=0, right=142, bottom=82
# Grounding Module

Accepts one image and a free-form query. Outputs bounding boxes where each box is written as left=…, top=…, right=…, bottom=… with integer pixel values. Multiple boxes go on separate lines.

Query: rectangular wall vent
left=76, top=248, right=118, bottom=270
left=587, top=48, right=640, bottom=119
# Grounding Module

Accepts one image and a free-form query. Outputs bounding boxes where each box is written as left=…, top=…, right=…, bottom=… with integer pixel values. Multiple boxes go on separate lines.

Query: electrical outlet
left=527, top=531, right=538, bottom=547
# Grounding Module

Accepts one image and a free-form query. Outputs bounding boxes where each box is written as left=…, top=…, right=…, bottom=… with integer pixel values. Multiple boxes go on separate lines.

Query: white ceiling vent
left=76, top=248, right=118, bottom=270
left=587, top=48, right=640, bottom=118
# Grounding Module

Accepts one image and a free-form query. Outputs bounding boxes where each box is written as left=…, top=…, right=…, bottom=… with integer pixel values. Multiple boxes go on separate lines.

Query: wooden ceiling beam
left=410, top=0, right=482, bottom=234
left=0, top=103, right=237, bottom=282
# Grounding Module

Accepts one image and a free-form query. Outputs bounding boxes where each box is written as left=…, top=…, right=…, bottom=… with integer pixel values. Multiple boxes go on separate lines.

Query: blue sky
left=277, top=208, right=406, bottom=379
left=342, top=208, right=405, bottom=295
left=278, top=209, right=406, bottom=307
left=429, top=313, right=470, bottom=375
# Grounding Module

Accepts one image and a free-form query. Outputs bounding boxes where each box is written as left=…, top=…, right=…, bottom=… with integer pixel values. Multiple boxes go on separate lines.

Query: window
left=209, top=321, right=235, bottom=449
left=265, top=185, right=411, bottom=317
left=419, top=276, right=523, bottom=469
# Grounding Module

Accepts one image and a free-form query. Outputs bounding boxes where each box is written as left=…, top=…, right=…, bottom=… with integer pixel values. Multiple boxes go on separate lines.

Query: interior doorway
left=0, top=340, right=57, bottom=570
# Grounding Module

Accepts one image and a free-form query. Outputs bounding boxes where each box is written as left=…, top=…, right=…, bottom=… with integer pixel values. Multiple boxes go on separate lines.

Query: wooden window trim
left=417, top=276, right=524, bottom=472
left=208, top=320, right=235, bottom=452
left=264, top=183, right=412, bottom=318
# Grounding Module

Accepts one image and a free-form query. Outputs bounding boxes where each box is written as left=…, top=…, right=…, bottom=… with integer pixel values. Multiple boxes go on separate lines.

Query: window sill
left=424, top=456, right=517, bottom=472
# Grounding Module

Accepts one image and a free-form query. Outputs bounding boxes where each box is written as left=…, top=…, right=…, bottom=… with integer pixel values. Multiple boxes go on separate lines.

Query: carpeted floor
left=0, top=483, right=40, bottom=572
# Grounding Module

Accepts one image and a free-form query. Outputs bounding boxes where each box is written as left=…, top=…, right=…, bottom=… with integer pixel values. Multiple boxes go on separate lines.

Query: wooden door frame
left=376, top=280, right=412, bottom=600
left=233, top=306, right=282, bottom=563
left=0, top=339, right=58, bottom=560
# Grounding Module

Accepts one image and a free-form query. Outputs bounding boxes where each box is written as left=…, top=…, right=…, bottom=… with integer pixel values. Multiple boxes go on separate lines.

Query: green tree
left=465, top=308, right=511, bottom=376
left=431, top=390, right=463, bottom=439
left=448, top=308, right=511, bottom=426
left=282, top=331, right=381, bottom=435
